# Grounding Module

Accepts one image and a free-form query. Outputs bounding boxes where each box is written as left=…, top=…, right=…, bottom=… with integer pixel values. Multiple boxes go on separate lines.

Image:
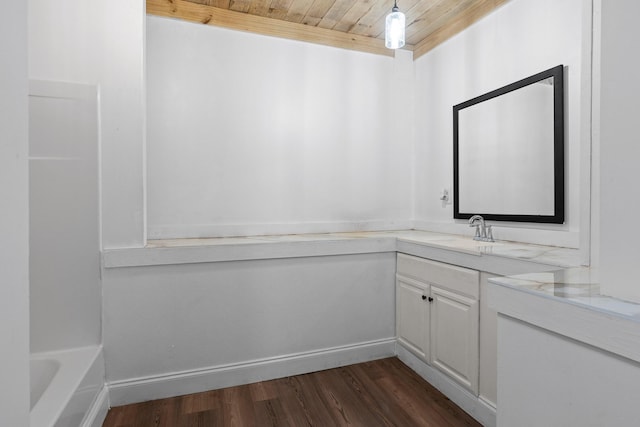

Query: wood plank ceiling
left=147, top=0, right=509, bottom=58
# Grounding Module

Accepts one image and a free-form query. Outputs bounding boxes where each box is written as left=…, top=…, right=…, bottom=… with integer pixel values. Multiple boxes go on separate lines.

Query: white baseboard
left=81, top=384, right=110, bottom=427
left=104, top=339, right=496, bottom=426
left=108, top=338, right=396, bottom=406
left=396, top=343, right=496, bottom=427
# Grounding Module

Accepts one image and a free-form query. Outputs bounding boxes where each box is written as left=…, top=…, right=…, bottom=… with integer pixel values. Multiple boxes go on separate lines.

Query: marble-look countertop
left=103, top=229, right=581, bottom=269
left=490, top=267, right=640, bottom=323
left=384, top=230, right=580, bottom=267
left=488, top=267, right=640, bottom=365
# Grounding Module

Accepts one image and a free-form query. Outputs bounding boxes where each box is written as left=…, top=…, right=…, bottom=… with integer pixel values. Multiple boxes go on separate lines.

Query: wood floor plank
left=275, top=374, right=339, bottom=426
left=102, top=357, right=482, bottom=427
left=248, top=381, right=278, bottom=403
left=347, top=362, right=423, bottom=427
left=252, top=398, right=291, bottom=427
left=181, top=408, right=223, bottom=427
left=222, top=386, right=256, bottom=426
left=312, top=367, right=384, bottom=426
left=181, top=389, right=223, bottom=414
left=384, top=358, right=479, bottom=426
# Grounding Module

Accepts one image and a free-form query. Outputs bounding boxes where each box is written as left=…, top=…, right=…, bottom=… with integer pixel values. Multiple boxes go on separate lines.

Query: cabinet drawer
left=397, top=253, right=479, bottom=299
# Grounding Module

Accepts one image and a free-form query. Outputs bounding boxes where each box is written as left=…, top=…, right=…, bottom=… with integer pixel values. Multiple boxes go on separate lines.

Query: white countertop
left=488, top=267, right=640, bottom=364
left=490, top=267, right=640, bottom=323
left=103, top=229, right=581, bottom=270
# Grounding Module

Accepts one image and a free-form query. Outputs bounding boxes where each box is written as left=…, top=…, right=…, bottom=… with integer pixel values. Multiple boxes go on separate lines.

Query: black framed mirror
left=453, top=65, right=564, bottom=224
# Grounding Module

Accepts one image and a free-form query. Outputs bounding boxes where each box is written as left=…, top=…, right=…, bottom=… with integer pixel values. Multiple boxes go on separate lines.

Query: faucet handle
left=472, top=224, right=481, bottom=240
left=486, top=225, right=494, bottom=242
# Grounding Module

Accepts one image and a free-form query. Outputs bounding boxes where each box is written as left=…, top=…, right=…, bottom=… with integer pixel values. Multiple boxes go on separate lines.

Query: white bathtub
left=30, top=346, right=106, bottom=427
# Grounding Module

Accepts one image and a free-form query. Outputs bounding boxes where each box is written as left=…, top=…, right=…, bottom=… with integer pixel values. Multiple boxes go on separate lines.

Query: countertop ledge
left=488, top=267, right=640, bottom=363
left=102, top=230, right=581, bottom=270
left=489, top=267, right=640, bottom=324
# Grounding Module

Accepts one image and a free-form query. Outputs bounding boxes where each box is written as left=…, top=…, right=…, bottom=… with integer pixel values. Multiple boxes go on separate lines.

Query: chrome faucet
left=469, top=215, right=494, bottom=242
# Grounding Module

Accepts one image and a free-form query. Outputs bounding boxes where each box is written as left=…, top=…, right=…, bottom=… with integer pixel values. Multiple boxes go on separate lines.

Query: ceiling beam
left=147, top=0, right=416, bottom=57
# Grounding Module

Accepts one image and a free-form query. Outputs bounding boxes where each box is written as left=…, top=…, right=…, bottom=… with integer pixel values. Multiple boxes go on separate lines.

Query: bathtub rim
left=30, top=345, right=102, bottom=427
left=30, top=358, right=61, bottom=410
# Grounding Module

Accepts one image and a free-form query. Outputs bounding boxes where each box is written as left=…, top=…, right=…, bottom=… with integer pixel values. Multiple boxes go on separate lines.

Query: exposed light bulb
left=385, top=3, right=405, bottom=50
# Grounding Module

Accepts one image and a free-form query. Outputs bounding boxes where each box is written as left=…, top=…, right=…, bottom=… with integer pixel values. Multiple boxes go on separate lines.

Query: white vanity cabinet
left=396, top=275, right=430, bottom=360
left=479, top=272, right=499, bottom=409
left=396, top=253, right=480, bottom=394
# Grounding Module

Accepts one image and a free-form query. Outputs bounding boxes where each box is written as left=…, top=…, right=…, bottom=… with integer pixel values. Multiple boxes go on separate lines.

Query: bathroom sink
left=430, top=238, right=503, bottom=252
left=453, top=238, right=501, bottom=246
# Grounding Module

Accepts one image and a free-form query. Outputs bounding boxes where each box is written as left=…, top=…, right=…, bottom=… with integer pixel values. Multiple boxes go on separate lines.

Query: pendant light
left=385, top=0, right=405, bottom=49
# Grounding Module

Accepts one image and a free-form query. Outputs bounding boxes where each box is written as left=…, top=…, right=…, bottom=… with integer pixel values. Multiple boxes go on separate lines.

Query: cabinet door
left=396, top=275, right=429, bottom=360
left=430, top=285, right=479, bottom=394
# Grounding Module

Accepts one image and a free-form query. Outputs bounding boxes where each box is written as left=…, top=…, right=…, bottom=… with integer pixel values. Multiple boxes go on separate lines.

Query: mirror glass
left=453, top=65, right=564, bottom=223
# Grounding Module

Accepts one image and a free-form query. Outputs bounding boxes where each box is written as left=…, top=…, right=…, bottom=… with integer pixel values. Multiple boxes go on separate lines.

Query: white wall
left=29, top=82, right=102, bottom=352
left=29, top=0, right=146, bottom=249
left=27, top=1, right=591, bottom=248
left=0, top=1, right=30, bottom=425
left=146, top=16, right=414, bottom=239
left=413, top=0, right=588, bottom=249
left=103, top=253, right=396, bottom=402
left=497, top=315, right=640, bottom=426
left=598, top=0, right=640, bottom=302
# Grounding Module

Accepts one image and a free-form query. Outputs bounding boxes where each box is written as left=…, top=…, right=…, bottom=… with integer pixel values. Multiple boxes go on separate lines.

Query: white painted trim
left=396, top=343, right=496, bottom=427
left=589, top=0, right=601, bottom=269
left=579, top=0, right=594, bottom=267
left=97, top=85, right=105, bottom=260
left=142, top=6, right=148, bottom=248
left=102, top=237, right=398, bottom=268
left=479, top=395, right=496, bottom=412
left=81, top=385, right=110, bottom=427
left=107, top=338, right=396, bottom=406
left=103, top=338, right=497, bottom=425
left=147, top=220, right=415, bottom=240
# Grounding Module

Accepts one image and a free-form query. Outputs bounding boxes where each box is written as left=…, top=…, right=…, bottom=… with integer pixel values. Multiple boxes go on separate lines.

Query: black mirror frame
left=453, top=64, right=565, bottom=224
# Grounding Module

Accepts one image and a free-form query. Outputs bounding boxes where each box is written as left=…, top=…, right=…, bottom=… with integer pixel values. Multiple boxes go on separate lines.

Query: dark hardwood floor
left=102, top=357, right=481, bottom=427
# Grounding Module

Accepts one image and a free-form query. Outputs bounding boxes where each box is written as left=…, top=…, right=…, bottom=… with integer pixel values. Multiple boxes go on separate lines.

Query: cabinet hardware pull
left=422, top=295, right=427, bottom=300
left=428, top=297, right=434, bottom=302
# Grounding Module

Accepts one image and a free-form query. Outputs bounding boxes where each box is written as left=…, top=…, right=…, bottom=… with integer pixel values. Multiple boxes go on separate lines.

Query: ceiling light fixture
left=385, top=0, right=405, bottom=50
